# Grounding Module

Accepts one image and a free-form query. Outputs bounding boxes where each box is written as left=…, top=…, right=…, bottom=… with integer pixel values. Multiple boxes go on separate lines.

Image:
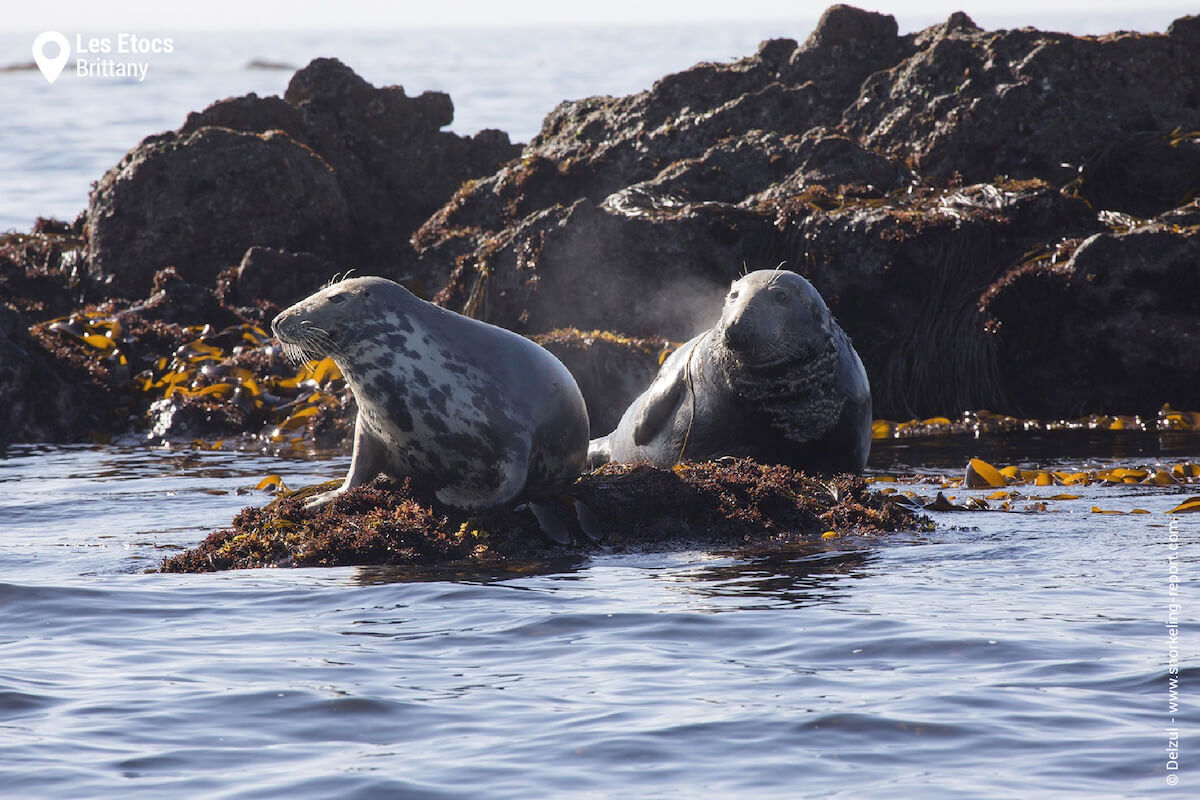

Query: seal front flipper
left=632, top=371, right=685, bottom=446
left=305, top=416, right=387, bottom=510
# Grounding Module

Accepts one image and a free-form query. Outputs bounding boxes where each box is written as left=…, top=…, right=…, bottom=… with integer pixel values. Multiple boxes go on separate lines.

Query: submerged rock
left=158, top=459, right=927, bottom=572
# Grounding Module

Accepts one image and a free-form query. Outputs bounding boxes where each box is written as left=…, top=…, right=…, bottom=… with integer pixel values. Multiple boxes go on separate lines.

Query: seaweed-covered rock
left=87, top=126, right=350, bottom=297
left=782, top=179, right=1099, bottom=417
left=133, top=267, right=239, bottom=328
left=158, top=459, right=926, bottom=572
left=0, top=227, right=90, bottom=319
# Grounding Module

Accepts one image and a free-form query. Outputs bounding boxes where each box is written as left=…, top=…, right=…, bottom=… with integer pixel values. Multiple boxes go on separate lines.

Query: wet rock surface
left=159, top=460, right=926, bottom=572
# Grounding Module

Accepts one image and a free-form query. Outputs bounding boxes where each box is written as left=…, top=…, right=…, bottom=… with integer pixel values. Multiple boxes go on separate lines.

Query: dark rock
left=782, top=179, right=1099, bottom=417
left=842, top=20, right=1200, bottom=183
left=224, top=246, right=337, bottom=310
left=413, top=7, right=917, bottom=293
left=981, top=208, right=1200, bottom=417
left=133, top=267, right=239, bottom=328
left=0, top=304, right=108, bottom=445
left=88, top=58, right=521, bottom=300
left=533, top=329, right=674, bottom=436
left=0, top=230, right=90, bottom=319
left=746, top=127, right=913, bottom=203
left=1075, top=130, right=1200, bottom=219
left=431, top=198, right=778, bottom=340
left=87, top=126, right=350, bottom=297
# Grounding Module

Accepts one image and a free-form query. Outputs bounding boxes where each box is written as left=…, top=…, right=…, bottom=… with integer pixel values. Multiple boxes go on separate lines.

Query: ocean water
left=0, top=440, right=1196, bottom=797
left=2, top=15, right=1199, bottom=798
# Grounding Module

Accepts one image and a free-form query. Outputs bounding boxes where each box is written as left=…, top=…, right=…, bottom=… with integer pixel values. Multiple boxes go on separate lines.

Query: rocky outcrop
left=86, top=58, right=521, bottom=299
left=413, top=6, right=1200, bottom=419
left=5, top=6, right=1200, bottom=446
left=842, top=13, right=1200, bottom=184
left=87, top=126, right=350, bottom=298
left=982, top=202, right=1200, bottom=417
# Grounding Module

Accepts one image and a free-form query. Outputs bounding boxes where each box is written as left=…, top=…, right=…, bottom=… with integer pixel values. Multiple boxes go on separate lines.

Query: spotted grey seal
left=588, top=269, right=871, bottom=473
left=272, top=276, right=590, bottom=510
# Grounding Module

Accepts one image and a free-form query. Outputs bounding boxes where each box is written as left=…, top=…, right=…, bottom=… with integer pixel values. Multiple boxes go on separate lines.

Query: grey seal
left=272, top=276, right=590, bottom=510
left=588, top=269, right=871, bottom=473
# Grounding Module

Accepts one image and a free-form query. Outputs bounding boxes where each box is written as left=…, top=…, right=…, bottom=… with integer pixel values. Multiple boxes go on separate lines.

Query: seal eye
left=329, top=294, right=345, bottom=304
left=773, top=290, right=788, bottom=305
left=729, top=290, right=739, bottom=300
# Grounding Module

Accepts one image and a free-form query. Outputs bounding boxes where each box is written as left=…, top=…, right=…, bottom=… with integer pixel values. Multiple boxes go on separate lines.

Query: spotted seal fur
left=272, top=276, right=590, bottom=509
left=588, top=269, right=871, bottom=473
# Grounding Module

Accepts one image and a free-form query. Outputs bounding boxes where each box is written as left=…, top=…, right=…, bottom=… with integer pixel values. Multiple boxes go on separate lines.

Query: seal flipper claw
left=525, top=502, right=571, bottom=545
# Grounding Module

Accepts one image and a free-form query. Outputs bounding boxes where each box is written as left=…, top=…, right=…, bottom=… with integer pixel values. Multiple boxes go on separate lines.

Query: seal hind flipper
left=573, top=498, right=606, bottom=543
left=526, top=502, right=571, bottom=545
left=586, top=435, right=612, bottom=469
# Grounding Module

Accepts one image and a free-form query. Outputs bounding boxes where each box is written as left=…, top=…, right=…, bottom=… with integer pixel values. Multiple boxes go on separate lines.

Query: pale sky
left=6, top=0, right=1194, bottom=30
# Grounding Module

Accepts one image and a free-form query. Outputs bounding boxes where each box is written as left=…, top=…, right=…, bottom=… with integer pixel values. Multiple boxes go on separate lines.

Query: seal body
left=272, top=276, right=589, bottom=509
left=588, top=269, right=871, bottom=473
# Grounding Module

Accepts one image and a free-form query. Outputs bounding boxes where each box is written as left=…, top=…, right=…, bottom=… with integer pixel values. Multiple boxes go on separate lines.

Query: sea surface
left=0, top=437, right=1196, bottom=797
left=2, top=14, right=1198, bottom=798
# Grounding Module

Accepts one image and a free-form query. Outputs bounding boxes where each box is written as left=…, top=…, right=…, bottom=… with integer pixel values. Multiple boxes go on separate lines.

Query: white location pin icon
left=32, top=31, right=70, bottom=84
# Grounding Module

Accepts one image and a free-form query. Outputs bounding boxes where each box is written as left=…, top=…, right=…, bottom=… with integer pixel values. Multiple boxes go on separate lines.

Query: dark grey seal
left=272, top=276, right=590, bottom=509
left=588, top=269, right=871, bottom=473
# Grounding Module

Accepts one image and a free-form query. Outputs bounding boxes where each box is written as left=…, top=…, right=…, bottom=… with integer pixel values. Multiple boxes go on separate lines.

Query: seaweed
left=159, top=458, right=929, bottom=573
